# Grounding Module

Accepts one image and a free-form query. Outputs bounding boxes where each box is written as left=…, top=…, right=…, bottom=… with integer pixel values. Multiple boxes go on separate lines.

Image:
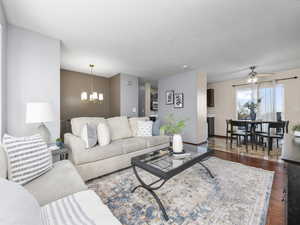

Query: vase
left=250, top=111, right=256, bottom=121
left=172, top=134, right=183, bottom=153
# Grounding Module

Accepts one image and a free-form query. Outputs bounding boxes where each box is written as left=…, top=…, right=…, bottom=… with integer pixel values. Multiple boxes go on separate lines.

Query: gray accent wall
left=158, top=70, right=207, bottom=144
left=6, top=25, right=60, bottom=141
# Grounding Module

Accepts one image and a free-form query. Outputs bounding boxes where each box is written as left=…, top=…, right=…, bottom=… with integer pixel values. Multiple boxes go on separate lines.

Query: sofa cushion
left=42, top=190, right=121, bottom=225
left=0, top=178, right=42, bottom=225
left=140, top=136, right=170, bottom=147
left=3, top=134, right=52, bottom=185
left=71, top=117, right=106, bottom=137
left=107, top=116, right=132, bottom=141
left=24, top=160, right=87, bottom=206
left=129, top=117, right=149, bottom=136
left=113, top=137, right=147, bottom=154
left=77, top=142, right=124, bottom=164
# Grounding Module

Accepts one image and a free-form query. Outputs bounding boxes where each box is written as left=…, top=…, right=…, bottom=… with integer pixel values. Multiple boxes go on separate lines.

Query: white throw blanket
left=42, top=190, right=121, bottom=225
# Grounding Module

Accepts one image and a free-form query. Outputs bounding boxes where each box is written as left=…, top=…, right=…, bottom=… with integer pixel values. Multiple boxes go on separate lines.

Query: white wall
left=208, top=68, right=300, bottom=136
left=158, top=70, right=207, bottom=144
left=7, top=25, right=60, bottom=141
left=120, top=73, right=139, bottom=117
left=0, top=3, right=7, bottom=138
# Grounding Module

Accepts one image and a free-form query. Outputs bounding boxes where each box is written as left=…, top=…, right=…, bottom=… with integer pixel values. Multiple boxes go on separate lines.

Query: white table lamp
left=26, top=102, right=55, bottom=143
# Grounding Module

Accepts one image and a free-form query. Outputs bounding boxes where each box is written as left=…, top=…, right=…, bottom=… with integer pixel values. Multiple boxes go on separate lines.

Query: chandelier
left=80, top=64, right=104, bottom=103
left=247, top=66, right=258, bottom=84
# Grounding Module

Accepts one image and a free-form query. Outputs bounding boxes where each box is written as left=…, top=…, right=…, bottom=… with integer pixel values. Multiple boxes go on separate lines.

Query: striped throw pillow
left=2, top=134, right=52, bottom=185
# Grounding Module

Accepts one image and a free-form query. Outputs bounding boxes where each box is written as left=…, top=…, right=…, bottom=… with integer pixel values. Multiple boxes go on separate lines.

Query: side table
left=51, top=147, right=69, bottom=161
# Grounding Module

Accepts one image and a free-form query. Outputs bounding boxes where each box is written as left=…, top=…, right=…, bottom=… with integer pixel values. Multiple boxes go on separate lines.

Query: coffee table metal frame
left=131, top=147, right=214, bottom=221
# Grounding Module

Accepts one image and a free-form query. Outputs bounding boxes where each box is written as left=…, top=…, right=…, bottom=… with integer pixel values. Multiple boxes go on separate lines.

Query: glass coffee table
left=131, top=143, right=214, bottom=221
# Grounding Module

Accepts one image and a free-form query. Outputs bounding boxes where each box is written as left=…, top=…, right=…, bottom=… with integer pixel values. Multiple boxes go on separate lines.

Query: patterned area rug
left=87, top=157, right=274, bottom=225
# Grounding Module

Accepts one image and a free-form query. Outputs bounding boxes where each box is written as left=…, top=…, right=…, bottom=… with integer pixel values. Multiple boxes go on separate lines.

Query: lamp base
left=37, top=123, right=51, bottom=144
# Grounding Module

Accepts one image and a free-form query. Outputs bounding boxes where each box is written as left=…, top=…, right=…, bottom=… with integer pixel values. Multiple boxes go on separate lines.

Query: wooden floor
left=212, top=150, right=286, bottom=225
left=208, top=136, right=283, bottom=162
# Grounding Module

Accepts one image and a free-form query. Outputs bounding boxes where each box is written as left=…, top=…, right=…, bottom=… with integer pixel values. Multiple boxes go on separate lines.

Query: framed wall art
left=174, top=93, right=184, bottom=108
left=165, top=90, right=174, bottom=105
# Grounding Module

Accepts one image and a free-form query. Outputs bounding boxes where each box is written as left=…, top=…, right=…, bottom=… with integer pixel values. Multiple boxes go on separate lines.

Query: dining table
left=231, top=120, right=280, bottom=152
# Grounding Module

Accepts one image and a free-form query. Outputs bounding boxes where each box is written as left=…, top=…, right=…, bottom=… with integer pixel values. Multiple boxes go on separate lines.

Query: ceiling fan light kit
left=247, top=66, right=258, bottom=84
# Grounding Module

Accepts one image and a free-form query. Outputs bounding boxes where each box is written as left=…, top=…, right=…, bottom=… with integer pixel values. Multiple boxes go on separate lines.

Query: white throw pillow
left=107, top=116, right=132, bottom=141
left=97, top=123, right=111, bottom=146
left=0, top=178, right=42, bottom=225
left=129, top=117, right=150, bottom=136
left=137, top=121, right=153, bottom=137
left=2, top=134, right=52, bottom=185
left=81, top=123, right=98, bottom=148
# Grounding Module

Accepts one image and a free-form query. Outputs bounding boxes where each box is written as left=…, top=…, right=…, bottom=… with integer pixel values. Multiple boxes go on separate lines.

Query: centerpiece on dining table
left=243, top=98, right=261, bottom=121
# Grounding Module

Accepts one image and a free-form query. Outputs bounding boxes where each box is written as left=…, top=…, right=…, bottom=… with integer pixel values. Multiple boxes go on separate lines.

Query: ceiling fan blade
left=256, top=74, right=275, bottom=79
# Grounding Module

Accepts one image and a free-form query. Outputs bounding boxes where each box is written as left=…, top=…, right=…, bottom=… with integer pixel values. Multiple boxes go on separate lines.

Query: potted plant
left=243, top=98, right=261, bottom=121
left=160, top=114, right=187, bottom=153
left=292, top=124, right=300, bottom=137
left=56, top=138, right=64, bottom=148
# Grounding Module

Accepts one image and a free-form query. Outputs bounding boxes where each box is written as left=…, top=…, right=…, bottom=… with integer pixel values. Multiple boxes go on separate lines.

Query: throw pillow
left=81, top=123, right=98, bottom=148
left=129, top=117, right=149, bottom=136
left=0, top=178, right=42, bottom=225
left=2, top=134, right=52, bottom=185
left=107, top=116, right=133, bottom=141
left=97, top=123, right=111, bottom=146
left=137, top=120, right=153, bottom=137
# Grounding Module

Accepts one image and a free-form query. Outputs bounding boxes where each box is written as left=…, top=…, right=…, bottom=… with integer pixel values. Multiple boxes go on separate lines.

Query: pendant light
left=80, top=64, right=104, bottom=103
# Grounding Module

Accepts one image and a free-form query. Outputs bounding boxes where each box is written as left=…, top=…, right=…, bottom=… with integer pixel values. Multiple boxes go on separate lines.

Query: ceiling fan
left=246, top=66, right=274, bottom=84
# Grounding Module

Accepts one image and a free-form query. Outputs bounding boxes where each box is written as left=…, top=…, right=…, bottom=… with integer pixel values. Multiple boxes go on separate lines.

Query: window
left=236, top=83, right=284, bottom=121
left=236, top=88, right=253, bottom=120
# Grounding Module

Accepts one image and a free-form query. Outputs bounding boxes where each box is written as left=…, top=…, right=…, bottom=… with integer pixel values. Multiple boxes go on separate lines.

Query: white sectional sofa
left=0, top=146, right=121, bottom=225
left=64, top=116, right=169, bottom=181
left=0, top=146, right=87, bottom=206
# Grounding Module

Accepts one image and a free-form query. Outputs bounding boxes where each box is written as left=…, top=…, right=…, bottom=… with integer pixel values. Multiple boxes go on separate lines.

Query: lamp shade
left=26, top=102, right=55, bottom=123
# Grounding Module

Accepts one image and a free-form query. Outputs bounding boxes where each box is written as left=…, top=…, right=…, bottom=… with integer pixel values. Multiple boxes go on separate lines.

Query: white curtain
left=257, top=82, right=284, bottom=121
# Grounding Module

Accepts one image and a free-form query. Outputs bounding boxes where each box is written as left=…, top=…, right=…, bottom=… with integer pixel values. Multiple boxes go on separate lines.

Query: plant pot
left=172, top=134, right=183, bottom=153
left=250, top=111, right=256, bottom=121
left=294, top=131, right=300, bottom=137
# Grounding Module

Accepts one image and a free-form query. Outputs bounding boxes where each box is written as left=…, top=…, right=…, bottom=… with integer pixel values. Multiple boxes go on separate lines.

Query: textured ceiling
left=3, top=0, right=300, bottom=82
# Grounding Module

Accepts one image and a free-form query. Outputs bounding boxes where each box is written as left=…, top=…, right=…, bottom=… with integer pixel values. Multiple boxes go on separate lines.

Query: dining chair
left=230, top=120, right=251, bottom=151
left=285, top=120, right=289, bottom=134
left=226, top=119, right=232, bottom=144
left=256, top=121, right=285, bottom=154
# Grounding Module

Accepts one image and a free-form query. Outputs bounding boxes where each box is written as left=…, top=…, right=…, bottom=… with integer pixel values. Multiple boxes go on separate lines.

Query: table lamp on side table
left=26, top=102, right=55, bottom=144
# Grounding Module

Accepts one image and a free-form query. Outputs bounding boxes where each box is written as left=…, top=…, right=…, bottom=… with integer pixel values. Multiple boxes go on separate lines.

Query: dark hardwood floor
left=213, top=150, right=286, bottom=225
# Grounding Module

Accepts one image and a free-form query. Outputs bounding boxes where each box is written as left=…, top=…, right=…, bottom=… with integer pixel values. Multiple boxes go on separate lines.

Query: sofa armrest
left=64, top=133, right=86, bottom=165
left=0, top=145, right=7, bottom=179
